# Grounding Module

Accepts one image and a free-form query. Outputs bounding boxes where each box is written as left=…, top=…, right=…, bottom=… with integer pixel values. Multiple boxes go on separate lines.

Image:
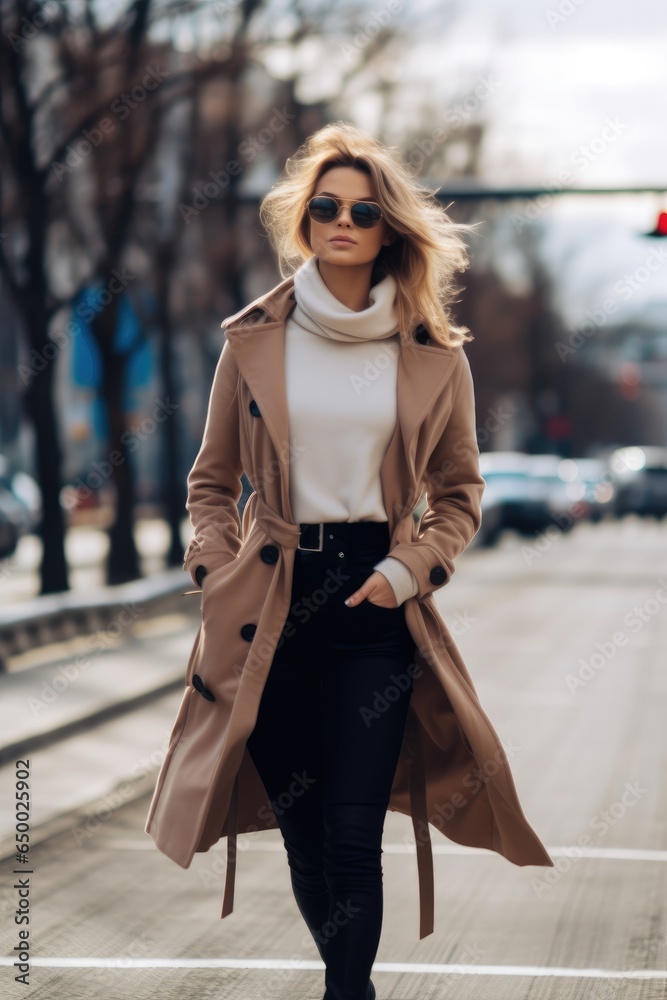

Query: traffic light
left=646, top=210, right=667, bottom=236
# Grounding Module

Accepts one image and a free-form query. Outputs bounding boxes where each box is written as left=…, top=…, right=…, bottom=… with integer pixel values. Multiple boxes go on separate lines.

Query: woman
left=145, top=122, right=553, bottom=1000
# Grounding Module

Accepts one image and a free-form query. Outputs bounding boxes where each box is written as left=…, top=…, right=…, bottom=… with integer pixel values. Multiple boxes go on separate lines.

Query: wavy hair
left=258, top=121, right=479, bottom=348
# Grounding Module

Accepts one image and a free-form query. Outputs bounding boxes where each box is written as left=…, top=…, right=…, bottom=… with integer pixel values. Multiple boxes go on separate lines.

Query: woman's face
left=307, top=165, right=394, bottom=267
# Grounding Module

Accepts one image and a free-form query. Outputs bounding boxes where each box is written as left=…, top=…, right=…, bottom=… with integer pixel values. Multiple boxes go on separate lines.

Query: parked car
left=0, top=496, right=19, bottom=559
left=477, top=452, right=555, bottom=546
left=610, top=446, right=667, bottom=518
left=557, top=457, right=615, bottom=523
left=0, top=455, right=42, bottom=557
left=523, top=454, right=579, bottom=530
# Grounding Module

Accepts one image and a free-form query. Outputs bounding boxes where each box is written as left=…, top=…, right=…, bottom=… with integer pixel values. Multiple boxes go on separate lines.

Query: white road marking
left=106, top=839, right=667, bottom=862
left=0, top=957, right=666, bottom=978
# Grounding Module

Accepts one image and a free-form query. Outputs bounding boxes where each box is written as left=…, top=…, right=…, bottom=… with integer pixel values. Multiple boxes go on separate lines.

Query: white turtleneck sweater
left=285, top=254, right=419, bottom=607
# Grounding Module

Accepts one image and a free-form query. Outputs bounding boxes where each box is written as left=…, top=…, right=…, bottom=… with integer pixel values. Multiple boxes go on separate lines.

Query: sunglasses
left=307, top=195, right=383, bottom=229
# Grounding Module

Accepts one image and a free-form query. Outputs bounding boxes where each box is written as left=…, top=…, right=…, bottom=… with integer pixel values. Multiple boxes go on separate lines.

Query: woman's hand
left=344, top=571, right=398, bottom=609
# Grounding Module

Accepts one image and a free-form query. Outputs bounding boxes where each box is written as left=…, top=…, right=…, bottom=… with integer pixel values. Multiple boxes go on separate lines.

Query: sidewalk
left=0, top=515, right=192, bottom=606
left=0, top=514, right=204, bottom=859
left=0, top=609, right=198, bottom=856
left=0, top=605, right=198, bottom=764
left=0, top=685, right=187, bottom=860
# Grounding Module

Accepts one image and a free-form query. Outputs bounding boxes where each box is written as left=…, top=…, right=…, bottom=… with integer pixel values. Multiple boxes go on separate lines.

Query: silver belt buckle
left=297, top=522, right=324, bottom=552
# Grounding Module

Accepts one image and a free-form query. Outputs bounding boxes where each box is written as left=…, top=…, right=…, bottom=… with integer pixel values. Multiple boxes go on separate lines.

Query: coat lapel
left=224, top=314, right=296, bottom=523
left=223, top=277, right=459, bottom=530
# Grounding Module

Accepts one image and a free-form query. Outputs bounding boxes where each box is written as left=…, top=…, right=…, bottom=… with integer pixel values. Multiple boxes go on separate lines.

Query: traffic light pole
left=423, top=183, right=667, bottom=201
left=422, top=183, right=667, bottom=237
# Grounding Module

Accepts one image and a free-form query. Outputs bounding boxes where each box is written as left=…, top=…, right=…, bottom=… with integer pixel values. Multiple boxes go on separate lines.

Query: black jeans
left=246, top=521, right=416, bottom=1000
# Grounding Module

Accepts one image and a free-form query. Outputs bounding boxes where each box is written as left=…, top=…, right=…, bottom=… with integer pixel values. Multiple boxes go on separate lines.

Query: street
left=1, top=516, right=666, bottom=999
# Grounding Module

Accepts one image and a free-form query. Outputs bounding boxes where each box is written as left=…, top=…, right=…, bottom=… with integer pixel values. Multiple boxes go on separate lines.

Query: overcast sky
left=139, top=0, right=667, bottom=230
left=439, top=0, right=666, bottom=188
left=96, top=0, right=667, bottom=337
left=143, top=0, right=667, bottom=192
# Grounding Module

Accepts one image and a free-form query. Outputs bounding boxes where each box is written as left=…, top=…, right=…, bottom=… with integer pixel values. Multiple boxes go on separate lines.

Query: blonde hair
left=259, top=121, right=479, bottom=348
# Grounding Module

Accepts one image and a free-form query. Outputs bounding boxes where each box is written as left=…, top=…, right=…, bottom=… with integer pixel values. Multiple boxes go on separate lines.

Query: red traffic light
left=647, top=210, right=667, bottom=236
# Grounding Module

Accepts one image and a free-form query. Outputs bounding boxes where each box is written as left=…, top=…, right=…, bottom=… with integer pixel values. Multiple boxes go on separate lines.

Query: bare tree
left=0, top=0, right=71, bottom=593
left=0, top=0, right=223, bottom=586
left=0, top=0, right=430, bottom=592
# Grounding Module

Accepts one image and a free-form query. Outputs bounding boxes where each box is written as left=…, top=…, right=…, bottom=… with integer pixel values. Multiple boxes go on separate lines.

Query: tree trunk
left=23, top=352, right=69, bottom=594
left=155, top=244, right=185, bottom=567
left=22, top=180, right=69, bottom=594
left=92, top=296, right=141, bottom=584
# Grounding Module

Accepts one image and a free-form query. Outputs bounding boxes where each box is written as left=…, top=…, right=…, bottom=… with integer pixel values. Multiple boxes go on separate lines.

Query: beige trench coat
left=144, top=271, right=554, bottom=940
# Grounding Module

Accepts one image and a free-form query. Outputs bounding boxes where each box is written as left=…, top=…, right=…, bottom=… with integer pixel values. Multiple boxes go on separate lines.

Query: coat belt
left=221, top=492, right=435, bottom=939
left=242, top=489, right=302, bottom=547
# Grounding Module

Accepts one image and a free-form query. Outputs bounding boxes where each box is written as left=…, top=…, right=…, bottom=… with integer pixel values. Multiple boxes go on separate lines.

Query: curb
left=0, top=569, right=195, bottom=669
left=0, top=673, right=185, bottom=767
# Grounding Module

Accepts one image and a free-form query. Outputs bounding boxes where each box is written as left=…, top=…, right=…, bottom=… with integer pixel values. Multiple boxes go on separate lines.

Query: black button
left=195, top=565, right=207, bottom=587
left=429, top=565, right=446, bottom=585
left=240, top=623, right=257, bottom=641
left=192, top=673, right=215, bottom=701
left=249, top=399, right=261, bottom=417
left=415, top=324, right=430, bottom=344
left=260, top=544, right=279, bottom=564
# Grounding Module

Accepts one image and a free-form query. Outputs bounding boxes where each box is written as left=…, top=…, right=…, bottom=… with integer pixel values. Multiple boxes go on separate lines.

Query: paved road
left=1, top=517, right=667, bottom=999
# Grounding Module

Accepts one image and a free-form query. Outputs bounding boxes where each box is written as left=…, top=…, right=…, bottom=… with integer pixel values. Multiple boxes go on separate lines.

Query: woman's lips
left=329, top=236, right=356, bottom=244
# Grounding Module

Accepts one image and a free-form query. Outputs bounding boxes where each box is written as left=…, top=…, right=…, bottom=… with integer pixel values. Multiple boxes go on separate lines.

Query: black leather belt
left=297, top=521, right=390, bottom=553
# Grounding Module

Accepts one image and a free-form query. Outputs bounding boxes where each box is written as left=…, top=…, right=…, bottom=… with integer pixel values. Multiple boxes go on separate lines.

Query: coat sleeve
left=182, top=339, right=244, bottom=587
left=386, top=348, right=485, bottom=600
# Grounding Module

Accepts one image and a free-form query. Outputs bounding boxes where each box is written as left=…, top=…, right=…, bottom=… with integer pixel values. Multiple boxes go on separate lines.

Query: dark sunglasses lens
left=351, top=202, right=382, bottom=228
left=309, top=197, right=338, bottom=222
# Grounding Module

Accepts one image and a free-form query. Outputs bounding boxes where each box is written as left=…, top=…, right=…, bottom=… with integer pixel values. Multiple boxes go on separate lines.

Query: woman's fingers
left=344, top=571, right=398, bottom=609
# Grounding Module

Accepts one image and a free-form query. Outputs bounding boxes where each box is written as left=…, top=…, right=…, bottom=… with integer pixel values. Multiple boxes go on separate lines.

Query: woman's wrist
left=372, top=556, right=419, bottom=606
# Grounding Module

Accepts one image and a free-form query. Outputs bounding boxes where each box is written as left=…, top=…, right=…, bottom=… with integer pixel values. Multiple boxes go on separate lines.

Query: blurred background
left=1, top=3, right=667, bottom=996
left=1, top=0, right=666, bottom=599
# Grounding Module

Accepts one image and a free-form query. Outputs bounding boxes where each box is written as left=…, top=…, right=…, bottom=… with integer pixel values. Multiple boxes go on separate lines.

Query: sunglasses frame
left=307, top=195, right=384, bottom=229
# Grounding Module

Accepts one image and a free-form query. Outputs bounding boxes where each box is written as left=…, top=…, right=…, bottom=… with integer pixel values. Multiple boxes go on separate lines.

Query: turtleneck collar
left=291, top=254, right=400, bottom=342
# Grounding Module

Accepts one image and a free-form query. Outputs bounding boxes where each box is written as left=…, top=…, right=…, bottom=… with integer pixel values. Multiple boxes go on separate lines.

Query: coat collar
left=222, top=275, right=460, bottom=529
